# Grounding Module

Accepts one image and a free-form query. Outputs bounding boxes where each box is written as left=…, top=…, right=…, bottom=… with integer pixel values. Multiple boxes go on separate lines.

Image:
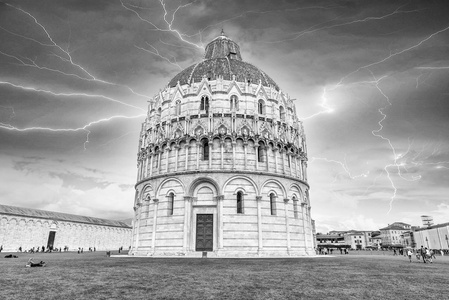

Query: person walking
left=407, top=249, right=413, bottom=262
left=425, top=248, right=432, bottom=263
left=420, top=246, right=426, bottom=263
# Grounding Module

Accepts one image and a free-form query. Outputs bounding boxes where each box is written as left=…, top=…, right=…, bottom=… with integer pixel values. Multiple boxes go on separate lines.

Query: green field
left=1, top=251, right=448, bottom=299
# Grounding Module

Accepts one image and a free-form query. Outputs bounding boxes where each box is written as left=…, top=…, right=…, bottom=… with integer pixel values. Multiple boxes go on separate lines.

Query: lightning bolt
left=3, top=4, right=150, bottom=100
left=135, top=43, right=182, bottom=70
left=300, top=21, right=449, bottom=214
left=415, top=66, right=449, bottom=70
left=338, top=24, right=449, bottom=86
left=0, top=81, right=145, bottom=112
left=1, top=114, right=145, bottom=150
left=300, top=86, right=334, bottom=120
left=120, top=0, right=203, bottom=49
left=310, top=156, right=369, bottom=180
left=266, top=6, right=421, bottom=43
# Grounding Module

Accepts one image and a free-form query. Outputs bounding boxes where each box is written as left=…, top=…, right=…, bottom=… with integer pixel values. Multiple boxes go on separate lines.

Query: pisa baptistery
left=131, top=31, right=313, bottom=257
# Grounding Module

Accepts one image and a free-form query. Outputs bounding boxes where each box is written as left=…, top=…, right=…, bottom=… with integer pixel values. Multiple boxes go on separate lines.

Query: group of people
left=317, top=248, right=349, bottom=255
left=406, top=246, right=438, bottom=263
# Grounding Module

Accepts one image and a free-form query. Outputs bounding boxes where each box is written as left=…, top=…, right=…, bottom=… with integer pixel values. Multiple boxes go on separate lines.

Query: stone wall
left=132, top=173, right=314, bottom=257
left=0, top=215, right=131, bottom=252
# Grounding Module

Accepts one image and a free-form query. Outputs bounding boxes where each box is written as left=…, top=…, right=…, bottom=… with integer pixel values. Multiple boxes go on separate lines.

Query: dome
left=168, top=31, right=280, bottom=90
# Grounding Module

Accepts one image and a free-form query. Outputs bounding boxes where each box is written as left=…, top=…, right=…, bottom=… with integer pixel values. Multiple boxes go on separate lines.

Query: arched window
left=270, top=193, right=276, bottom=215
left=236, top=191, right=243, bottom=214
left=230, top=95, right=238, bottom=111
left=175, top=100, right=181, bottom=116
left=168, top=192, right=174, bottom=215
left=200, top=96, right=209, bottom=113
left=258, top=99, right=265, bottom=115
left=202, top=138, right=209, bottom=160
left=258, top=142, right=265, bottom=163
left=279, top=106, right=285, bottom=121
left=293, top=197, right=298, bottom=219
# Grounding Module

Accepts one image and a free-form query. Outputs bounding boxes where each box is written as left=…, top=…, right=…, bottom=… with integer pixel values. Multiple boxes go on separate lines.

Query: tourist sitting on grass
left=26, top=258, right=46, bottom=267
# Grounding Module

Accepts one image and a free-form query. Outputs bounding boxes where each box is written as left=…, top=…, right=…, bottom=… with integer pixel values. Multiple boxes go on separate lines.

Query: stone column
left=294, top=155, right=298, bottom=178
left=301, top=203, right=308, bottom=251
left=256, top=196, right=263, bottom=254
left=284, top=198, right=291, bottom=254
left=158, top=151, right=162, bottom=174
left=254, top=145, right=259, bottom=171
left=136, top=161, right=141, bottom=182
left=220, top=140, right=224, bottom=169
left=133, top=203, right=141, bottom=252
left=184, top=144, right=189, bottom=171
left=144, top=153, right=149, bottom=178
left=304, top=162, right=308, bottom=181
left=243, top=142, right=248, bottom=169
left=215, top=195, right=224, bottom=249
left=149, top=153, right=154, bottom=177
left=196, top=142, right=200, bottom=170
left=273, top=147, right=278, bottom=173
left=266, top=146, right=270, bottom=172
left=288, top=153, right=292, bottom=177
left=209, top=139, right=212, bottom=169
left=151, top=199, right=159, bottom=254
left=165, top=147, right=170, bottom=173
left=308, top=206, right=314, bottom=251
left=299, top=159, right=303, bottom=180
left=174, top=145, right=179, bottom=172
left=183, top=196, right=193, bottom=252
left=281, top=150, right=285, bottom=174
left=232, top=141, right=236, bottom=169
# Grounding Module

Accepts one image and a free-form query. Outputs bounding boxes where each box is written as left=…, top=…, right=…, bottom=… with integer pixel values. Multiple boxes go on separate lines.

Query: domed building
left=131, top=31, right=313, bottom=257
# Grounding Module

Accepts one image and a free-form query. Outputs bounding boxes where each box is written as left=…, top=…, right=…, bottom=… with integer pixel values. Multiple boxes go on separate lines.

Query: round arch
left=156, top=177, right=186, bottom=198
left=260, top=179, right=287, bottom=198
left=140, top=184, right=155, bottom=201
left=188, top=177, right=221, bottom=197
left=223, top=175, right=259, bottom=196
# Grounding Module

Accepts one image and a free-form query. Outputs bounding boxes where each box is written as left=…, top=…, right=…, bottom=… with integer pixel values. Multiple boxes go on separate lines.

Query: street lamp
left=446, top=235, right=448, bottom=249
left=425, top=237, right=429, bottom=248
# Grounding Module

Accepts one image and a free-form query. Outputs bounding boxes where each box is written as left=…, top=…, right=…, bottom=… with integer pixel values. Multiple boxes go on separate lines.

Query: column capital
left=256, top=196, right=263, bottom=201
left=153, top=198, right=159, bottom=203
left=301, top=202, right=306, bottom=207
left=283, top=198, right=289, bottom=203
left=184, top=196, right=194, bottom=202
left=214, top=195, right=225, bottom=201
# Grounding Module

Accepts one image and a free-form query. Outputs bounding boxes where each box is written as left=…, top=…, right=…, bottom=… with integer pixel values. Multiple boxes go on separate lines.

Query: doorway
left=47, top=231, right=56, bottom=249
left=195, top=214, right=213, bottom=251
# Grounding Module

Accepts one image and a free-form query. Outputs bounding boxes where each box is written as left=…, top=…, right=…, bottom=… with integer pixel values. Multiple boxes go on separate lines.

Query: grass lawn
left=1, top=251, right=448, bottom=300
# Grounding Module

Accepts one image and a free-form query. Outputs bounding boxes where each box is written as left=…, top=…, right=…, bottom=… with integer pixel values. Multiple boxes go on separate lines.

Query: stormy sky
left=1, top=0, right=448, bottom=233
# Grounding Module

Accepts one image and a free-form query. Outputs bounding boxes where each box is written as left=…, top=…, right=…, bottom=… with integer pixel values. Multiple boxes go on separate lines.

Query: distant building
left=344, top=231, right=374, bottom=249
left=316, top=233, right=345, bottom=248
left=371, top=231, right=382, bottom=248
left=317, top=230, right=377, bottom=250
left=0, top=204, right=131, bottom=252
left=379, top=222, right=411, bottom=248
left=413, top=222, right=449, bottom=250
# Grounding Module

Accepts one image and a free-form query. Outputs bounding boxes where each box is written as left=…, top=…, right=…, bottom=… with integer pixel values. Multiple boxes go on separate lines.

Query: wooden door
left=47, top=231, right=56, bottom=249
left=196, top=214, right=213, bottom=251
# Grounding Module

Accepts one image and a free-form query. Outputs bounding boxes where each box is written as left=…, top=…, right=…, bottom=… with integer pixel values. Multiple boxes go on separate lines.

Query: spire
left=220, top=28, right=226, bottom=36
